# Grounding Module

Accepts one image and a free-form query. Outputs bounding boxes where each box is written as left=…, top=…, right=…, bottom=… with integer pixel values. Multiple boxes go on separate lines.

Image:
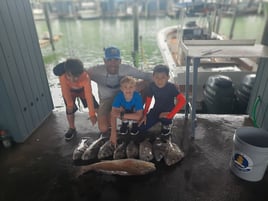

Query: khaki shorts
left=98, top=97, right=114, bottom=117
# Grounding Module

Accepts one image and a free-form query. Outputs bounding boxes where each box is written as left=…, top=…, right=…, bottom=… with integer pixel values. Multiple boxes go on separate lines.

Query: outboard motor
left=235, top=74, right=256, bottom=114
left=203, top=75, right=235, bottom=114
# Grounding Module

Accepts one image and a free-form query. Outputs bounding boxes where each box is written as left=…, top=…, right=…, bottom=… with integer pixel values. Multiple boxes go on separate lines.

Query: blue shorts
left=139, top=108, right=172, bottom=132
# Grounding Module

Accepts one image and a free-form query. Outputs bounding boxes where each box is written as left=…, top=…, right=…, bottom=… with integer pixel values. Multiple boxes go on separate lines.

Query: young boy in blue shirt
left=110, top=76, right=143, bottom=145
left=139, top=64, right=186, bottom=139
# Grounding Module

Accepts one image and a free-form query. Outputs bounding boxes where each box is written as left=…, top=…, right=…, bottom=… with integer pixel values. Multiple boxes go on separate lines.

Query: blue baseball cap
left=104, top=46, right=121, bottom=60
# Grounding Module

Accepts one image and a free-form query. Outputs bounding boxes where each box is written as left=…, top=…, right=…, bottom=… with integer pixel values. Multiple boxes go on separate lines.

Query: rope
left=139, top=35, right=147, bottom=70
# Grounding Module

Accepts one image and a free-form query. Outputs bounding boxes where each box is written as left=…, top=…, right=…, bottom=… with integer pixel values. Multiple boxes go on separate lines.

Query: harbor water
left=34, top=15, right=265, bottom=110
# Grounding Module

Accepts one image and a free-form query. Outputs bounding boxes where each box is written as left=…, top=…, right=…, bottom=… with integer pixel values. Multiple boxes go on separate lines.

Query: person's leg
left=65, top=109, right=78, bottom=141
left=130, top=121, right=139, bottom=135
left=92, top=95, right=99, bottom=110
left=97, top=97, right=114, bottom=136
left=79, top=93, right=99, bottom=116
left=67, top=113, right=75, bottom=129
left=160, top=118, right=173, bottom=140
left=98, top=115, right=110, bottom=133
left=138, top=110, right=160, bottom=142
left=120, top=120, right=129, bottom=135
left=65, top=114, right=77, bottom=141
left=138, top=109, right=159, bottom=132
left=64, top=94, right=78, bottom=141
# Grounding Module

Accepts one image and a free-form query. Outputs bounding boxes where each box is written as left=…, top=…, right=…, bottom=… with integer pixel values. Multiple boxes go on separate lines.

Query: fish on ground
left=163, top=140, right=184, bottom=166
left=126, top=140, right=139, bottom=159
left=72, top=138, right=90, bottom=160
left=139, top=138, right=154, bottom=161
left=113, top=141, right=127, bottom=159
left=77, top=158, right=156, bottom=176
left=152, top=137, right=168, bottom=162
left=81, top=137, right=108, bottom=160
left=98, top=140, right=115, bottom=160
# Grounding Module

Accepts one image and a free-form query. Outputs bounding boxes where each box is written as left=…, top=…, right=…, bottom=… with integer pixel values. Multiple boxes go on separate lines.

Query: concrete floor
left=0, top=111, right=267, bottom=201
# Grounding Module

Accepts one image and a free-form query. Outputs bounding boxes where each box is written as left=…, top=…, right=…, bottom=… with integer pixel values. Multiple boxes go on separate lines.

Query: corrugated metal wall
left=0, top=0, right=54, bottom=142
left=248, top=58, right=268, bottom=131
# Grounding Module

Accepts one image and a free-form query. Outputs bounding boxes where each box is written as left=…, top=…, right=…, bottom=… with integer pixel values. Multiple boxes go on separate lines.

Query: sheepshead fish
left=77, top=158, right=156, bottom=176
left=72, top=138, right=90, bottom=160
left=126, top=140, right=139, bottom=159
left=113, top=142, right=127, bottom=160
left=152, top=137, right=168, bottom=162
left=97, top=140, right=115, bottom=160
left=139, top=138, right=153, bottom=161
left=81, top=137, right=108, bottom=160
left=164, top=141, right=184, bottom=166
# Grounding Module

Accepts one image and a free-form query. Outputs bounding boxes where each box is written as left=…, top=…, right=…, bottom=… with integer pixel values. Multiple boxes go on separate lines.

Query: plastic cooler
left=230, top=127, right=268, bottom=182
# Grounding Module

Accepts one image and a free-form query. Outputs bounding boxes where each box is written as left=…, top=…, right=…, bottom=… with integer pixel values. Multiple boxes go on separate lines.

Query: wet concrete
left=0, top=112, right=267, bottom=201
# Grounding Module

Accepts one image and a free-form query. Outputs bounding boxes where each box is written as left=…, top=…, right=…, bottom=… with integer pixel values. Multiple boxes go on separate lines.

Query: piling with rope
left=132, top=2, right=139, bottom=67
left=43, top=2, right=55, bottom=51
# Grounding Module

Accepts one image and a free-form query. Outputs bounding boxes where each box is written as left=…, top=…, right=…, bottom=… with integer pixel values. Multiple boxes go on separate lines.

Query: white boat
left=31, top=3, right=58, bottom=21
left=32, top=8, right=45, bottom=21
left=157, top=18, right=258, bottom=112
left=77, top=2, right=101, bottom=20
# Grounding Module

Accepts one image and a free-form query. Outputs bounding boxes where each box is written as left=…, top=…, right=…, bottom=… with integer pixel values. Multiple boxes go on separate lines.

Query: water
left=37, top=17, right=182, bottom=109
left=219, top=15, right=265, bottom=41
left=37, top=17, right=181, bottom=69
left=34, top=15, right=265, bottom=109
left=36, top=15, right=265, bottom=67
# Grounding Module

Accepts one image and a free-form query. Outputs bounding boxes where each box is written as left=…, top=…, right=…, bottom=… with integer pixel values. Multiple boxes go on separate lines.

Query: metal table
left=180, top=39, right=268, bottom=137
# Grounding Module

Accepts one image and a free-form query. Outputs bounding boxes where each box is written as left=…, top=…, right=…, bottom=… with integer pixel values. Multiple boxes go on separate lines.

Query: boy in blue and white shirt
left=110, top=76, right=143, bottom=146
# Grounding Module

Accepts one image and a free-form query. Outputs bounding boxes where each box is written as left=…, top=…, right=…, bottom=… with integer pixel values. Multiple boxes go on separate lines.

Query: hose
left=251, top=95, right=261, bottom=127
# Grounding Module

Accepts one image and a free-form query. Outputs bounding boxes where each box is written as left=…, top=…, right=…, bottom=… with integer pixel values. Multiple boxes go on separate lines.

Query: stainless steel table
left=180, top=39, right=268, bottom=137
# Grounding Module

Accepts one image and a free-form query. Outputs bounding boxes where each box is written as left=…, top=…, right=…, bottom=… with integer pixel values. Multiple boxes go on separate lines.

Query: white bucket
left=230, top=127, right=268, bottom=182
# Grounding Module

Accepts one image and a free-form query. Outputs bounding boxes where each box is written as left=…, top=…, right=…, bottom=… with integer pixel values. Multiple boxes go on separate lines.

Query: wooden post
left=229, top=7, right=238, bottom=39
left=132, top=2, right=139, bottom=67
left=261, top=1, right=268, bottom=45
left=215, top=8, right=222, bottom=34
left=43, top=2, right=55, bottom=51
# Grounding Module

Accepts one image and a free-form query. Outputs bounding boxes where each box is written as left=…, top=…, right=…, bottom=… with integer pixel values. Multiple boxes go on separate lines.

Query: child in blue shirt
left=110, top=76, right=143, bottom=145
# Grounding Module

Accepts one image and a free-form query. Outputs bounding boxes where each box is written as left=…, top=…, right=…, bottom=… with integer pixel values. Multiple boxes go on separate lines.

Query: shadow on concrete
left=0, top=112, right=267, bottom=201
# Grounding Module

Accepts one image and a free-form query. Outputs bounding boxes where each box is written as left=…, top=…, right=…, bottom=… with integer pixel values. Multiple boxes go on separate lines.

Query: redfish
left=77, top=158, right=156, bottom=176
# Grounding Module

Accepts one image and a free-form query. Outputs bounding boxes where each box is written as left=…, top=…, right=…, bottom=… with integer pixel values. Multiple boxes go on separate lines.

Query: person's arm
left=86, top=67, right=96, bottom=81
left=80, top=72, right=97, bottom=125
left=110, top=92, right=124, bottom=145
left=121, top=64, right=153, bottom=81
left=122, top=110, right=143, bottom=121
left=143, top=96, right=152, bottom=115
left=110, top=107, right=121, bottom=145
left=166, top=93, right=186, bottom=119
left=122, top=92, right=144, bottom=121
left=81, top=72, right=96, bottom=117
left=59, top=75, right=73, bottom=112
left=86, top=65, right=103, bottom=83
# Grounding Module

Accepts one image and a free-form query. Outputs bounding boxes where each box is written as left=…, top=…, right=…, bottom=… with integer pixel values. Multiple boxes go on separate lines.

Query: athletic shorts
left=64, top=88, right=99, bottom=114
left=97, top=97, right=114, bottom=117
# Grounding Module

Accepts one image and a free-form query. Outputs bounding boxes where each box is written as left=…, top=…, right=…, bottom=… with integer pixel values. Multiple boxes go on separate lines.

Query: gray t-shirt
left=87, top=64, right=152, bottom=100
